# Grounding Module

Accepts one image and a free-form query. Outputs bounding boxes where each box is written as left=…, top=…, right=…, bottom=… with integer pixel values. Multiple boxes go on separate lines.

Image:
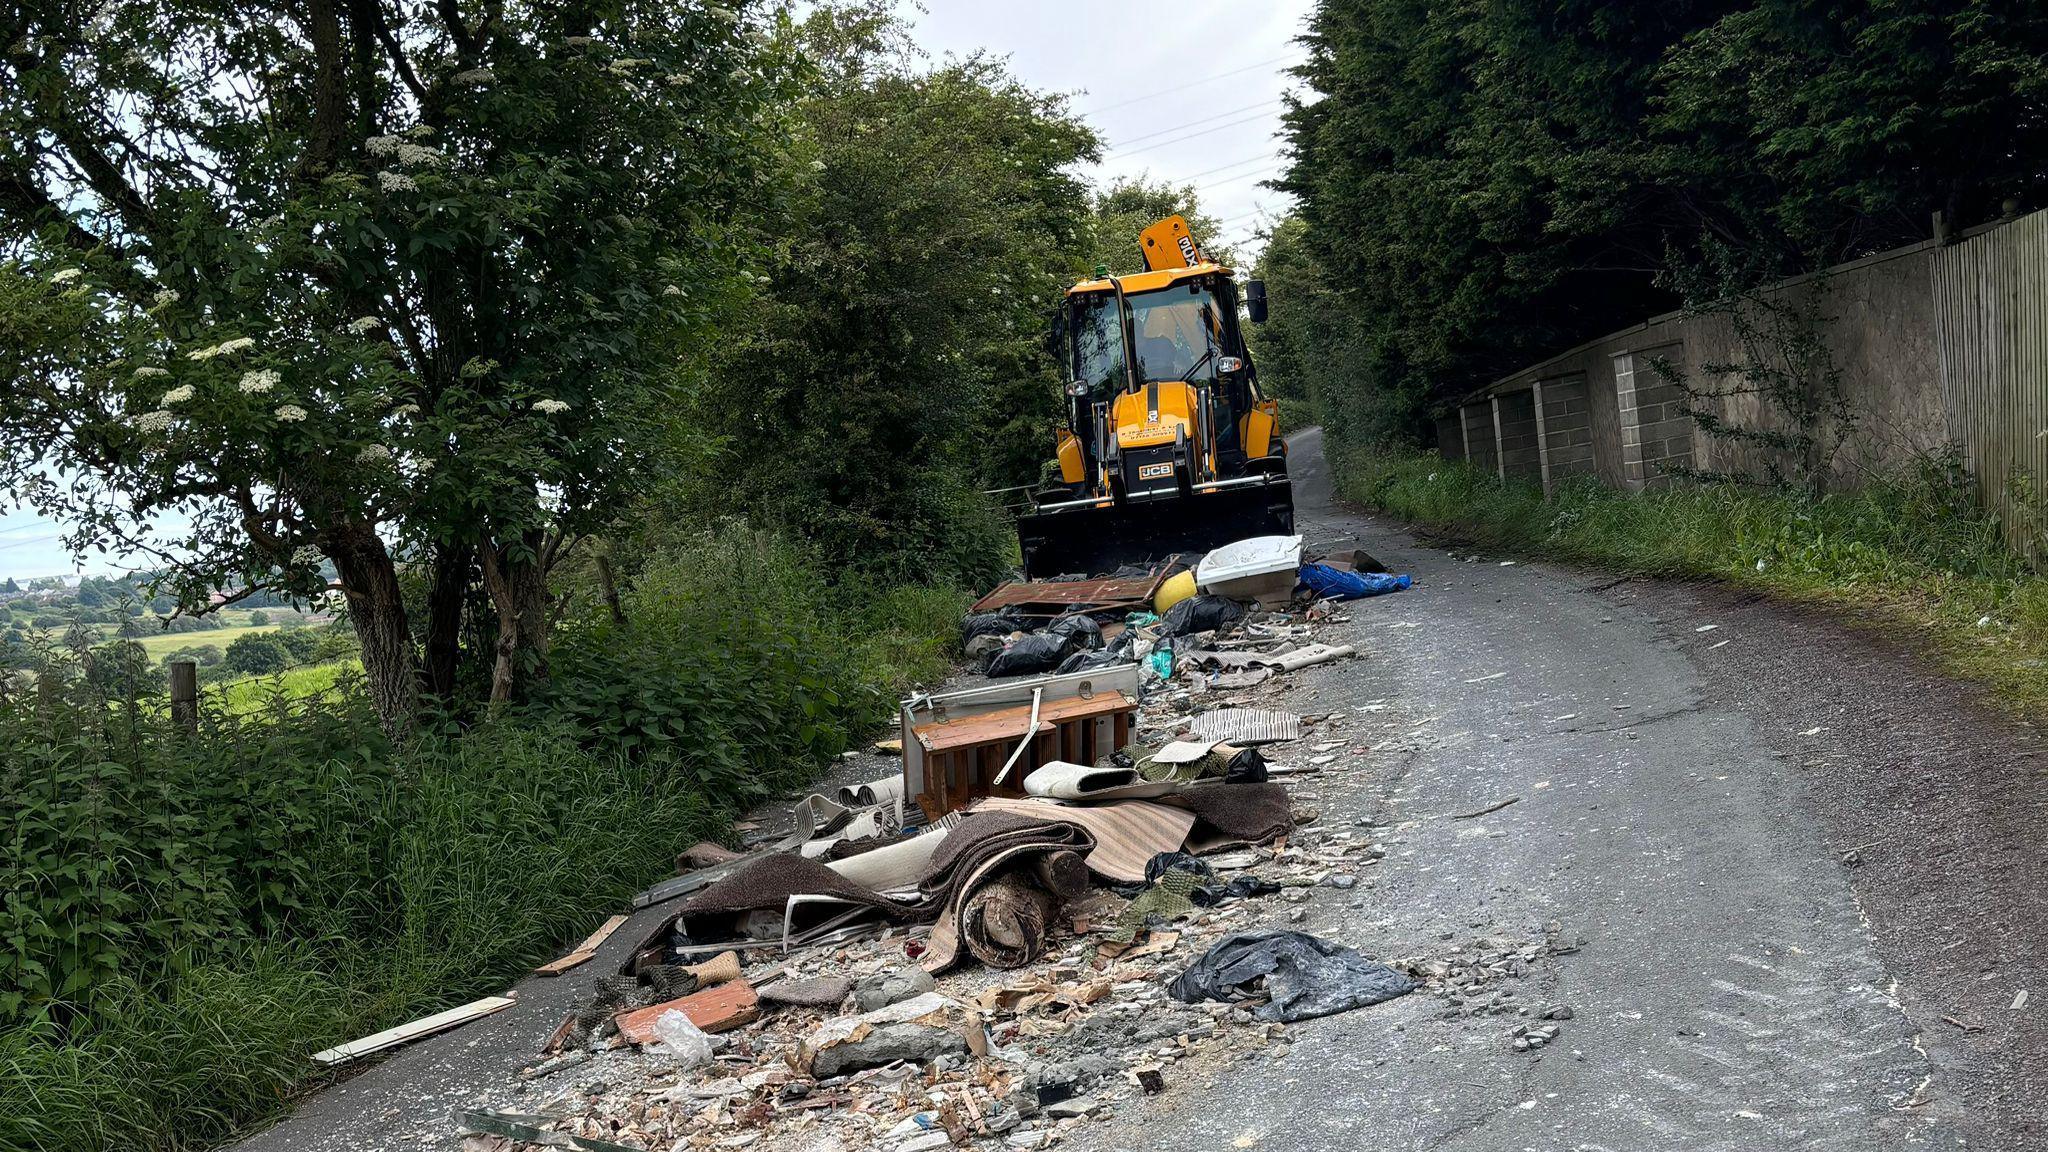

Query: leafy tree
left=0, top=0, right=794, bottom=729
left=1087, top=178, right=1235, bottom=275
left=0, top=578, right=18, bottom=594
left=681, top=4, right=1096, bottom=587
left=86, top=639, right=154, bottom=699
left=1278, top=0, right=2048, bottom=447
left=276, top=628, right=323, bottom=663
left=162, top=644, right=224, bottom=668
left=223, top=632, right=290, bottom=677
left=248, top=611, right=270, bottom=627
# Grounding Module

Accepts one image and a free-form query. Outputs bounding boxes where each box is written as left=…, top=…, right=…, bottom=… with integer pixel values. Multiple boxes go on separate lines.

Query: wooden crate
left=899, top=666, right=1141, bottom=821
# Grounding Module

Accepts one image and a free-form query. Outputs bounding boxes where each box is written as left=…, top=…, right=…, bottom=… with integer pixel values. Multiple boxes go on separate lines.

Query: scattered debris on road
left=421, top=539, right=1461, bottom=1150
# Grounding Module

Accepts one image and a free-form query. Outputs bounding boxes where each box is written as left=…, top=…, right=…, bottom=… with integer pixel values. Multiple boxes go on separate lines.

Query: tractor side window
left=1069, top=295, right=1125, bottom=397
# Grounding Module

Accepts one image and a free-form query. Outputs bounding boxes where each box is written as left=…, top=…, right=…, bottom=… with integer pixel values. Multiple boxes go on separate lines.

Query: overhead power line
left=1166, top=151, right=1281, bottom=184
left=1105, top=99, right=1282, bottom=152
left=1108, top=111, right=1287, bottom=159
left=1079, top=53, right=1304, bottom=116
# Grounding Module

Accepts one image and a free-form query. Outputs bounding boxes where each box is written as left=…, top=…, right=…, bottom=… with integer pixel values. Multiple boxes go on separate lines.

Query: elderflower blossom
left=356, top=444, right=392, bottom=463
left=161, top=384, right=194, bottom=405
left=152, top=288, right=180, bottom=307
left=377, top=170, right=418, bottom=193
left=415, top=457, right=437, bottom=473
left=188, top=337, right=255, bottom=360
left=345, top=316, right=384, bottom=334
left=132, top=366, right=169, bottom=380
left=663, top=285, right=683, bottom=296
left=132, top=409, right=175, bottom=432
left=391, top=403, right=420, bottom=417
left=564, top=35, right=593, bottom=46
left=408, top=124, right=435, bottom=138
left=291, top=545, right=322, bottom=566
left=274, top=404, right=308, bottom=423
left=365, top=134, right=404, bottom=156
left=394, top=142, right=446, bottom=167
left=239, top=369, right=279, bottom=394
left=533, top=398, right=570, bottom=414
left=607, top=57, right=650, bottom=75
left=50, top=267, right=82, bottom=284
left=453, top=67, right=494, bottom=85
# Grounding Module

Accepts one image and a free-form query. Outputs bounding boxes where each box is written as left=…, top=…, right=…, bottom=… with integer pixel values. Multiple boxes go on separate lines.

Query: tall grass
left=1341, top=445, right=2048, bottom=708
left=0, top=527, right=967, bottom=1152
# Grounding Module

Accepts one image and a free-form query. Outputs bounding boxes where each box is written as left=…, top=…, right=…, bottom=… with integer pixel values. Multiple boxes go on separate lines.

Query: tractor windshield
left=1127, top=281, right=1223, bottom=384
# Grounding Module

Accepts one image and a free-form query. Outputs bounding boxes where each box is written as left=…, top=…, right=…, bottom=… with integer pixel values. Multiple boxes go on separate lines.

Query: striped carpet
left=971, top=797, right=1196, bottom=883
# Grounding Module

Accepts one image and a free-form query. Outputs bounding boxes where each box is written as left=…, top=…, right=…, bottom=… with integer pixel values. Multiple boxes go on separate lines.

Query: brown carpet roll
left=960, top=870, right=1057, bottom=969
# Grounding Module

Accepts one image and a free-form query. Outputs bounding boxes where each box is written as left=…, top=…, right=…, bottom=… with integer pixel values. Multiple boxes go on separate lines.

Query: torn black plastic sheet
left=1168, top=929, right=1415, bottom=1023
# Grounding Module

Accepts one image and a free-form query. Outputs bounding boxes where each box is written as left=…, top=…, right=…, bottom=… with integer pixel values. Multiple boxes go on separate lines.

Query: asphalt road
left=1085, top=428, right=2039, bottom=1152
left=240, top=427, right=2040, bottom=1151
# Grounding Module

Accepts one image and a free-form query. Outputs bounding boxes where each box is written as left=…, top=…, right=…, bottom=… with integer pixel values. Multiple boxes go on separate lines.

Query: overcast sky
left=909, top=0, right=1313, bottom=259
left=0, top=1, right=1316, bottom=582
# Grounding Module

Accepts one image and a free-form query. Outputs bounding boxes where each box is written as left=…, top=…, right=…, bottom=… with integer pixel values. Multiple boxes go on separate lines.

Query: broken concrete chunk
left=759, top=976, right=852, bottom=1009
left=810, top=1022, right=967, bottom=1078
left=854, top=967, right=938, bottom=1012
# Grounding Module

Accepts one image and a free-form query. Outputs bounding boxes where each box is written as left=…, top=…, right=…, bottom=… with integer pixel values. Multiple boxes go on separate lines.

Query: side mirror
left=1244, top=279, right=1268, bottom=324
left=1065, top=379, right=1089, bottom=397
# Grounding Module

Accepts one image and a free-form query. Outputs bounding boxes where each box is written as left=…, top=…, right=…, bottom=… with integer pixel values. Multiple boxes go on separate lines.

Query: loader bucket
left=1015, top=479, right=1295, bottom=579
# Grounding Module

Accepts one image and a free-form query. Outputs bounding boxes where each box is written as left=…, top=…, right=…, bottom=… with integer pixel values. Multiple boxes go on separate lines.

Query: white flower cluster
left=415, top=457, right=437, bottom=473
left=153, top=288, right=180, bottom=307
left=161, top=384, right=194, bottom=404
left=239, top=369, right=279, bottom=394
left=453, top=67, right=494, bottom=85
left=365, top=134, right=405, bottom=155
left=607, top=57, right=649, bottom=75
left=291, top=545, right=323, bottom=566
left=663, top=285, right=683, bottom=296
left=377, top=171, right=419, bottom=193
left=346, top=316, right=385, bottom=334
left=396, top=142, right=446, bottom=167
left=391, top=402, right=420, bottom=417
left=665, top=73, right=691, bottom=86
left=132, top=366, right=169, bottom=379
left=274, top=404, right=308, bottom=423
left=564, top=35, right=593, bottom=46
left=534, top=398, right=570, bottom=414
left=356, top=444, right=392, bottom=463
left=50, top=267, right=82, bottom=284
left=132, top=409, right=174, bottom=432
left=188, top=337, right=255, bottom=360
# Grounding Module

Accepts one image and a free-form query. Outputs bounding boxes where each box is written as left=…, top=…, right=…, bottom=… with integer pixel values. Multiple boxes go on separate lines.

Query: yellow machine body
left=1015, top=218, right=1294, bottom=577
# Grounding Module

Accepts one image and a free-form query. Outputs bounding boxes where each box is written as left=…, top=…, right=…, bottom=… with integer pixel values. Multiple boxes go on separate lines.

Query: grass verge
left=1340, top=446, right=2048, bottom=713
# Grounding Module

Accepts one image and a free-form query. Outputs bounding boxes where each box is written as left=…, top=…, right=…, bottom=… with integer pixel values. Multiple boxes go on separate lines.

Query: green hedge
left=0, top=529, right=964, bottom=1152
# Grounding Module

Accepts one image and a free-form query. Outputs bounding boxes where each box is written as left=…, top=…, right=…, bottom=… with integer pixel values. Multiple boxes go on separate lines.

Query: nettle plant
left=0, top=1, right=795, bottom=728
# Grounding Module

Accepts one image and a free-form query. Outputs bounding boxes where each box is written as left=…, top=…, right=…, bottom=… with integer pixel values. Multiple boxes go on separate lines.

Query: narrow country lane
left=1076, top=428, right=2042, bottom=1152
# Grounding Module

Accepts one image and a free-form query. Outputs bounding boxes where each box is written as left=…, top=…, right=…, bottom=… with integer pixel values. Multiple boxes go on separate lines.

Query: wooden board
left=534, top=913, right=631, bottom=976
left=312, top=994, right=517, bottom=1066
left=970, top=567, right=1170, bottom=618
left=913, top=691, right=1135, bottom=753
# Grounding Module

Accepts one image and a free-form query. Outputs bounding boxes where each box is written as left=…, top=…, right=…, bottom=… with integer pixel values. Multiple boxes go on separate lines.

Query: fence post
left=169, top=660, right=198, bottom=731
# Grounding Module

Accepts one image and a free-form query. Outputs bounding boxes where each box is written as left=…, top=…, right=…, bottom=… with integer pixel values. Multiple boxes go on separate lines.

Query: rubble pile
left=446, top=538, right=1456, bottom=1151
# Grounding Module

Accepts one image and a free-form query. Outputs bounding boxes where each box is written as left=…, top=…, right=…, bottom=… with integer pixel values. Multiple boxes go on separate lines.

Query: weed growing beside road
left=0, top=530, right=965, bottom=1152
left=1342, top=448, right=2048, bottom=711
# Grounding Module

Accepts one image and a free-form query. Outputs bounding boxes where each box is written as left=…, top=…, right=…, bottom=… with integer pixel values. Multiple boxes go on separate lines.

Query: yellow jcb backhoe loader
left=1015, top=216, right=1293, bottom=577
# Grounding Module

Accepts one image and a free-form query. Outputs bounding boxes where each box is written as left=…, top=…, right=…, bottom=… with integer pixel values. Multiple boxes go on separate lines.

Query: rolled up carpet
left=1023, top=760, right=1179, bottom=802
left=960, top=869, right=1058, bottom=969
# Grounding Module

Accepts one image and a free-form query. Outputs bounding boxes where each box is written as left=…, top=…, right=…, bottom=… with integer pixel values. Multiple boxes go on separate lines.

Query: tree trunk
left=594, top=551, right=627, bottom=626
left=324, top=522, right=420, bottom=736
left=480, top=532, right=553, bottom=706
left=423, top=540, right=472, bottom=701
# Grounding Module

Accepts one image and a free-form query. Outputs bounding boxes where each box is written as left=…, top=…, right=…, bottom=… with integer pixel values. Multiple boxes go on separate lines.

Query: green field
left=209, top=659, right=361, bottom=716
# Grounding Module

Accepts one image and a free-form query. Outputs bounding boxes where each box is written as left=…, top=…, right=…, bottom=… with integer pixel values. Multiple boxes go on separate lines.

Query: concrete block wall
left=1615, top=352, right=1696, bottom=488
left=1435, top=412, right=1465, bottom=461
left=1495, top=391, right=1542, bottom=480
left=1535, top=377, right=1595, bottom=480
left=1461, top=404, right=1497, bottom=472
